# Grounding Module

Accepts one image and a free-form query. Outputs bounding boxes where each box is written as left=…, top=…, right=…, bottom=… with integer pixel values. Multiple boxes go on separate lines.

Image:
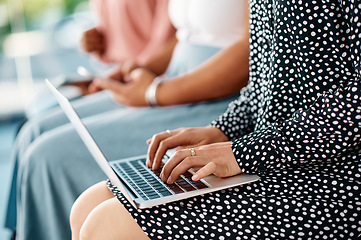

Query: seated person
left=70, top=0, right=361, bottom=239
left=10, top=1, right=250, bottom=239
left=25, top=0, right=175, bottom=117
left=4, top=0, right=175, bottom=235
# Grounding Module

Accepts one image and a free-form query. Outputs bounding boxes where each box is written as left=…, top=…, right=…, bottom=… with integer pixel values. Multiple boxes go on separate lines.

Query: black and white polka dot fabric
left=109, top=0, right=361, bottom=239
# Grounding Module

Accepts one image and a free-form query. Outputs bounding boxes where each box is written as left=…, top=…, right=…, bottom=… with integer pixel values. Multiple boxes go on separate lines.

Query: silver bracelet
left=145, top=76, right=165, bottom=106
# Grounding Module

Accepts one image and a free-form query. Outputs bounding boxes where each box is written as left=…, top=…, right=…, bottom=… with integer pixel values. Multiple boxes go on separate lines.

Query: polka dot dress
left=108, top=0, right=361, bottom=239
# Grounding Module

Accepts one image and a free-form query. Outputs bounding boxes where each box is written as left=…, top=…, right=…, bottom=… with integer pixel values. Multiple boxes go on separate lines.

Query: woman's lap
left=109, top=155, right=361, bottom=239
left=15, top=91, right=117, bottom=163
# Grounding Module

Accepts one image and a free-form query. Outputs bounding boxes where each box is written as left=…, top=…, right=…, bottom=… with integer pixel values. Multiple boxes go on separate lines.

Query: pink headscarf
left=90, top=0, right=175, bottom=64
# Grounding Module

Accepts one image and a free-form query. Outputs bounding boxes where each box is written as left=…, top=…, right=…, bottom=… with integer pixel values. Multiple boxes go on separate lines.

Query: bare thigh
left=70, top=181, right=114, bottom=230
left=80, top=197, right=150, bottom=240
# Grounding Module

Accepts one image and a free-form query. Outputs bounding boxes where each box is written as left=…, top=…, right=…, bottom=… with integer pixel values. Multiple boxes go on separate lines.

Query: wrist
left=156, top=74, right=190, bottom=106
left=208, top=126, right=229, bottom=142
left=145, top=75, right=166, bottom=106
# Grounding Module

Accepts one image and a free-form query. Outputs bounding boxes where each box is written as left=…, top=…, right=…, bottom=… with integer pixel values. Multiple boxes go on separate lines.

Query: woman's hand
left=91, top=68, right=156, bottom=106
left=80, top=28, right=105, bottom=54
left=146, top=126, right=229, bottom=170
left=88, top=61, right=140, bottom=94
left=161, top=142, right=242, bottom=184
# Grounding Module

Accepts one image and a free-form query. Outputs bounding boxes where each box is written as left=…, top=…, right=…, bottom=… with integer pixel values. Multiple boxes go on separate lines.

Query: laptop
left=45, top=79, right=260, bottom=209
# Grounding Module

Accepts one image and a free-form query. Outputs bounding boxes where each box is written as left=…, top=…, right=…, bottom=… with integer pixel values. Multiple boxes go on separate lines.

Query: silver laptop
left=46, top=79, right=260, bottom=209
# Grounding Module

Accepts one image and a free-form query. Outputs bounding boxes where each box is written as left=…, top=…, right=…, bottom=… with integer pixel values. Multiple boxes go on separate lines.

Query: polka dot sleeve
left=341, top=0, right=361, bottom=76
left=232, top=79, right=361, bottom=175
left=211, top=85, right=256, bottom=140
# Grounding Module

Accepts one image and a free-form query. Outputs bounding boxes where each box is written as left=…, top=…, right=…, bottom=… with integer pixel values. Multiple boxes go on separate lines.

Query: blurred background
left=0, top=0, right=99, bottom=238
left=0, top=0, right=103, bottom=119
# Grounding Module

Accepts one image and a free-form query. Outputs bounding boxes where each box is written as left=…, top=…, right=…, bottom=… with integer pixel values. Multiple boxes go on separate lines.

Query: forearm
left=157, top=37, right=250, bottom=106
left=140, top=37, right=178, bottom=76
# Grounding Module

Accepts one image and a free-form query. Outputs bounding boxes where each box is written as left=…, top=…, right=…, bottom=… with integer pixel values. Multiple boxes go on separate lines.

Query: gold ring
left=166, top=130, right=172, bottom=136
left=190, top=148, right=196, bottom=156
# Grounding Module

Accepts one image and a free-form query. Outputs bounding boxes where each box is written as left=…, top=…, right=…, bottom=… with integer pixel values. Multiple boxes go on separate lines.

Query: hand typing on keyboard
left=146, top=127, right=242, bottom=185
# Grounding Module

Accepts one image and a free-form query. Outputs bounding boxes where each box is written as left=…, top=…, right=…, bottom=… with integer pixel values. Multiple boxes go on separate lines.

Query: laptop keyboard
left=112, top=158, right=208, bottom=200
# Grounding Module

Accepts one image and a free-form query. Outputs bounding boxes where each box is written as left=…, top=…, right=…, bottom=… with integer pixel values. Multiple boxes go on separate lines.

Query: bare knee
left=70, top=181, right=114, bottom=239
left=79, top=198, right=149, bottom=240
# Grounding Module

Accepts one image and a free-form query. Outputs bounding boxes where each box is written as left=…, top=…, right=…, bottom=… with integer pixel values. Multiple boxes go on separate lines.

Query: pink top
left=90, top=0, right=176, bottom=64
